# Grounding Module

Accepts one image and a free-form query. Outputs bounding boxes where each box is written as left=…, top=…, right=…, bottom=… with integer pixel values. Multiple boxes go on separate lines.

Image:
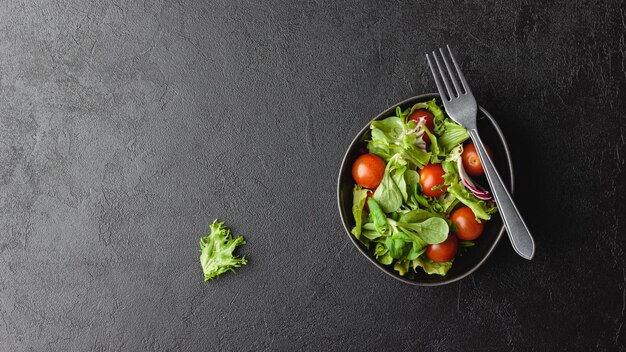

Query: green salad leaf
left=422, top=125, right=441, bottom=163
left=394, top=260, right=410, bottom=276
left=371, top=116, right=404, bottom=143
left=367, top=106, right=432, bottom=169
left=199, top=220, right=247, bottom=281
left=351, top=186, right=369, bottom=240
left=386, top=232, right=411, bottom=259
left=374, top=243, right=394, bottom=265
left=406, top=99, right=445, bottom=135
left=373, top=155, right=407, bottom=213
left=398, top=208, right=443, bottom=223
left=439, top=119, right=470, bottom=152
left=401, top=133, right=432, bottom=168
left=367, top=198, right=388, bottom=234
left=412, top=256, right=453, bottom=276
left=436, top=192, right=459, bottom=215
left=447, top=183, right=497, bottom=221
left=441, top=160, right=459, bottom=186
left=393, top=217, right=449, bottom=244
left=404, top=170, right=429, bottom=209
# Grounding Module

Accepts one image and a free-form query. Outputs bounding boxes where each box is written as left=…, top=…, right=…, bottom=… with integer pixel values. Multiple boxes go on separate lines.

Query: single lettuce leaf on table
left=199, top=220, right=247, bottom=281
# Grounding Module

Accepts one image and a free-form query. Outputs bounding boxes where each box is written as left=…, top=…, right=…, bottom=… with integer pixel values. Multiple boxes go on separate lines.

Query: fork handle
left=468, top=129, right=535, bottom=260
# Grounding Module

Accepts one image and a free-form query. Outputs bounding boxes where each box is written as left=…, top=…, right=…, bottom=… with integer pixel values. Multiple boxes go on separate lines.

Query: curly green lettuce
left=199, top=220, right=247, bottom=281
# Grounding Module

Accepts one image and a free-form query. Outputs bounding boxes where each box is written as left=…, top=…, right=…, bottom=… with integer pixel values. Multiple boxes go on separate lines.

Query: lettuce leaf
left=439, top=119, right=470, bottom=152
left=394, top=260, right=410, bottom=276
left=367, top=198, right=389, bottom=234
left=405, top=99, right=445, bottom=135
left=412, top=256, right=453, bottom=276
left=371, top=116, right=404, bottom=143
left=398, top=208, right=443, bottom=223
left=422, top=125, right=442, bottom=163
left=394, top=217, right=449, bottom=245
left=401, top=133, right=432, bottom=167
left=373, top=156, right=407, bottom=213
left=367, top=107, right=432, bottom=169
left=199, top=220, right=247, bottom=281
left=374, top=243, right=393, bottom=265
left=351, top=186, right=369, bottom=240
left=441, top=160, right=459, bottom=186
left=447, top=183, right=498, bottom=221
left=436, top=192, right=459, bottom=215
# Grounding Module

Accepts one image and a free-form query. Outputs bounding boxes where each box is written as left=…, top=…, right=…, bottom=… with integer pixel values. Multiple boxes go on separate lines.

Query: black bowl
left=337, top=93, right=514, bottom=286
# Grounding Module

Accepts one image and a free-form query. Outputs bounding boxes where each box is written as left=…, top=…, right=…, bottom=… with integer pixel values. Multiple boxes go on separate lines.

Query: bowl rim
left=336, top=92, right=514, bottom=286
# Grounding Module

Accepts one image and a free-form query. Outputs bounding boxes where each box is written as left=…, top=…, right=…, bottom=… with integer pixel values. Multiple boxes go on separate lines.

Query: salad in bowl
left=338, top=94, right=513, bottom=285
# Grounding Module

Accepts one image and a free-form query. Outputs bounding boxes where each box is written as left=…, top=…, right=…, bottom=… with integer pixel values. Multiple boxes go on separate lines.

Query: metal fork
left=426, top=45, right=535, bottom=260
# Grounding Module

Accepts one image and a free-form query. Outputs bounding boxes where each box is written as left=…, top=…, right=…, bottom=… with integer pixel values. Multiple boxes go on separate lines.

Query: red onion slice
left=457, top=158, right=492, bottom=201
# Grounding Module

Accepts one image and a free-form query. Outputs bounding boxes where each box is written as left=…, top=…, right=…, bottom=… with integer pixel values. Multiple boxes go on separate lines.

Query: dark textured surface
left=0, top=0, right=625, bottom=350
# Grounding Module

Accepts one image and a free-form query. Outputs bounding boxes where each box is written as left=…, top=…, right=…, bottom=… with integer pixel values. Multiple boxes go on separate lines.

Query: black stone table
left=1, top=1, right=624, bottom=350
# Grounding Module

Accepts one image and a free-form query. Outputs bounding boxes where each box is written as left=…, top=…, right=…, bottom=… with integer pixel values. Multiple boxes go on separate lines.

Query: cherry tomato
left=352, top=153, right=386, bottom=189
left=408, top=109, right=434, bottom=143
left=419, top=163, right=447, bottom=197
left=462, top=142, right=492, bottom=177
left=426, top=235, right=458, bottom=262
left=451, top=206, right=484, bottom=241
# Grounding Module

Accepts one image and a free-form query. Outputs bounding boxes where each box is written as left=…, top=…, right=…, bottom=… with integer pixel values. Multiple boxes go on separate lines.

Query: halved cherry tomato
left=462, top=142, right=492, bottom=176
left=451, top=206, right=484, bottom=241
left=352, top=153, right=386, bottom=189
left=426, top=235, right=458, bottom=262
left=419, top=163, right=447, bottom=197
left=408, top=109, right=434, bottom=143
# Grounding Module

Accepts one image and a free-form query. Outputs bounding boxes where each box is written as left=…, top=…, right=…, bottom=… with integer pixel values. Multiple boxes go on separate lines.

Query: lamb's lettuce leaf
left=373, top=156, right=407, bottom=213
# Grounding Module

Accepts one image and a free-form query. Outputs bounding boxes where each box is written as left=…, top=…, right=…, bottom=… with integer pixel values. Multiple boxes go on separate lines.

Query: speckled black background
left=0, top=0, right=625, bottom=351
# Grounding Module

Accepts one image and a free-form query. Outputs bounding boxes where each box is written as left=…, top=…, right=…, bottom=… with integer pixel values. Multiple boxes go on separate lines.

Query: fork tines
left=426, top=45, right=472, bottom=101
